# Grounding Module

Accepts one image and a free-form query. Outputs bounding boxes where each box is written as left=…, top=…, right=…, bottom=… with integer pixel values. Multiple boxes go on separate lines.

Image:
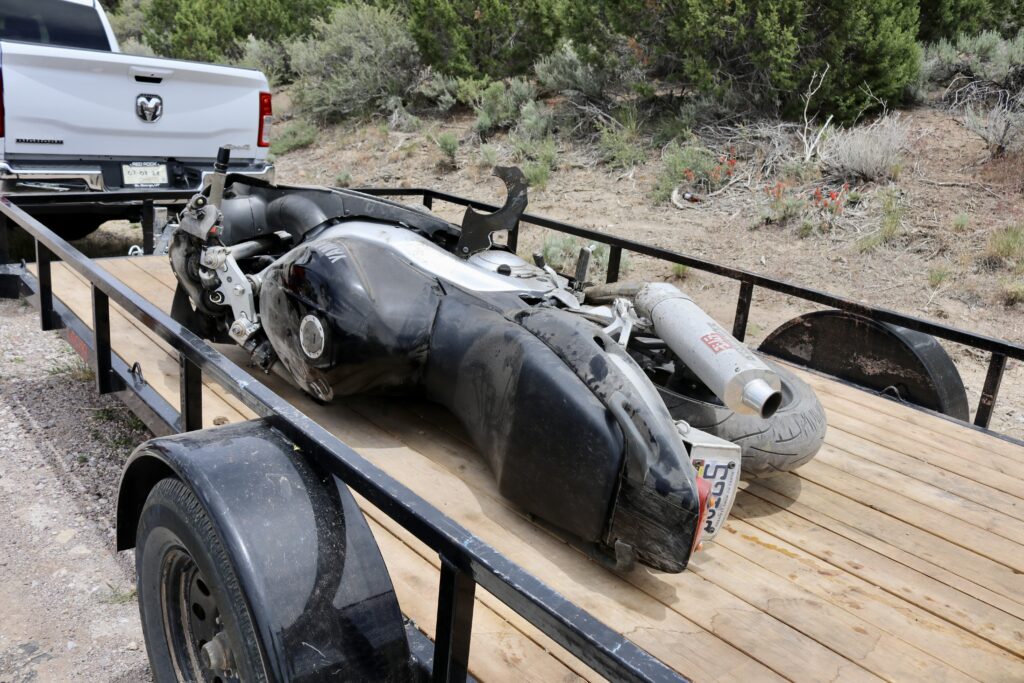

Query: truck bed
left=39, top=255, right=1024, bottom=682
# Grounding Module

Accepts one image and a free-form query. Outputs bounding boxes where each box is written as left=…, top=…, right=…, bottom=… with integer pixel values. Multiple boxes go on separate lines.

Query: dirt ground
left=0, top=300, right=151, bottom=682
left=271, top=105, right=1024, bottom=440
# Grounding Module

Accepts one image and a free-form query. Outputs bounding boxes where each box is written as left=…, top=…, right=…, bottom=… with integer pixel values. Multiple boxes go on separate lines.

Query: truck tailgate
left=0, top=41, right=268, bottom=161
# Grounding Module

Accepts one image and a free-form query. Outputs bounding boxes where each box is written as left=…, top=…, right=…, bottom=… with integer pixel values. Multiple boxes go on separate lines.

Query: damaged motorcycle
left=164, top=150, right=826, bottom=574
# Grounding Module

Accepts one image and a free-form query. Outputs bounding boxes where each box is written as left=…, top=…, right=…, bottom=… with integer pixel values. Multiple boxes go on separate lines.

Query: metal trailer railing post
left=423, top=193, right=434, bottom=211
left=0, top=214, right=9, bottom=265
left=606, top=246, right=623, bottom=284
left=91, top=284, right=115, bottom=394
left=35, top=239, right=59, bottom=331
left=507, top=220, right=519, bottom=252
left=732, top=281, right=755, bottom=342
left=179, top=353, right=203, bottom=432
left=975, top=353, right=1007, bottom=428
left=432, top=558, right=476, bottom=683
left=141, top=199, right=156, bottom=255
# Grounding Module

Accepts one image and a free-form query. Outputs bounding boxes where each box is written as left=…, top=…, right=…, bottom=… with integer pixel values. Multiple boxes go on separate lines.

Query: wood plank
left=814, top=443, right=1024, bottom=543
left=730, top=495, right=1024, bottom=660
left=813, top=386, right=1024, bottom=481
left=823, top=410, right=1024, bottom=497
left=373, top=400, right=1024, bottom=682
left=365, top=515, right=592, bottom=682
left=743, top=479, right=1024, bottom=620
left=685, top=546, right=974, bottom=682
left=720, top=516, right=1024, bottom=680
left=790, top=363, right=1024, bottom=462
left=794, top=458, right=1024, bottom=570
left=43, top=263, right=249, bottom=428
left=823, top=428, right=1024, bottom=523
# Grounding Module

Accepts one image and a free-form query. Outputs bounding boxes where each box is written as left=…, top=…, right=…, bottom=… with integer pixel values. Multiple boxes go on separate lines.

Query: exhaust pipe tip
left=742, top=378, right=783, bottom=419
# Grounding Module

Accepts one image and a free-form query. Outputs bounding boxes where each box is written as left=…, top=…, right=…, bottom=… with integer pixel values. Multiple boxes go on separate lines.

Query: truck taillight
left=257, top=91, right=272, bottom=147
left=0, top=70, right=5, bottom=138
left=690, top=477, right=712, bottom=554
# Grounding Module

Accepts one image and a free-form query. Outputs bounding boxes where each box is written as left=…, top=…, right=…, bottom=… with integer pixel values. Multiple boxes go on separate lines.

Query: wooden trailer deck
left=40, top=255, right=1024, bottom=682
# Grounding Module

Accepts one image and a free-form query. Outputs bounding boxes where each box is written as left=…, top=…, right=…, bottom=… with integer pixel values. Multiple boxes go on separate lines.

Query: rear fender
left=116, top=419, right=411, bottom=682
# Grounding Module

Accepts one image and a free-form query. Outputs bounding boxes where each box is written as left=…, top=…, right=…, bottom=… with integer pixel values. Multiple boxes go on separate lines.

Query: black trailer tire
left=136, top=478, right=268, bottom=683
left=663, top=361, right=826, bottom=478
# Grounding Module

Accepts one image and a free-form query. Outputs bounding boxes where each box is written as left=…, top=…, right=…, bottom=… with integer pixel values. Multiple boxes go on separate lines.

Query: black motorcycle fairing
left=514, top=309, right=703, bottom=572
left=259, top=237, right=443, bottom=401
left=424, top=296, right=625, bottom=543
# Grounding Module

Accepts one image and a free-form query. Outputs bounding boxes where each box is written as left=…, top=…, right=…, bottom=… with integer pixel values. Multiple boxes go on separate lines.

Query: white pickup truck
left=0, top=0, right=274, bottom=238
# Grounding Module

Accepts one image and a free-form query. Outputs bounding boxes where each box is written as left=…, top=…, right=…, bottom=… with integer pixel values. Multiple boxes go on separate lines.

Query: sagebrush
left=288, top=3, right=420, bottom=123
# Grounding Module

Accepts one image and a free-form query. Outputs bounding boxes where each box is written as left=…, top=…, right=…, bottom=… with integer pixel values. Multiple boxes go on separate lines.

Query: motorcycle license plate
left=122, top=162, right=168, bottom=186
left=692, top=450, right=741, bottom=542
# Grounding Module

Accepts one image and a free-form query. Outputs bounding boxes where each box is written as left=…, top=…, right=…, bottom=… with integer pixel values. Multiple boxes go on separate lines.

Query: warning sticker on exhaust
left=700, top=332, right=733, bottom=354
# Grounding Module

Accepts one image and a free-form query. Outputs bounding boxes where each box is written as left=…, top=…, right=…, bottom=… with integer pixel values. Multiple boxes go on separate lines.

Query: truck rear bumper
left=0, top=160, right=275, bottom=193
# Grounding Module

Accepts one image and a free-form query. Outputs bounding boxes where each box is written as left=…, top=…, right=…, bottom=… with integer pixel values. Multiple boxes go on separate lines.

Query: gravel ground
left=0, top=298, right=152, bottom=682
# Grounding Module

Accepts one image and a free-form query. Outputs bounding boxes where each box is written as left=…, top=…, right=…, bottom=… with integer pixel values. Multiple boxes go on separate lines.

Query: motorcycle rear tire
left=663, top=360, right=826, bottom=478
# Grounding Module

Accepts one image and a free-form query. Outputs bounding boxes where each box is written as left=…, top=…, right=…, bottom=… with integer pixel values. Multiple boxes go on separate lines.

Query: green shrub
left=403, top=0, right=563, bottom=79
left=597, top=107, right=646, bottom=169
left=109, top=0, right=149, bottom=44
left=143, top=0, right=333, bottom=62
left=477, top=144, right=501, bottom=169
left=513, top=135, right=558, bottom=189
left=918, top=0, right=1023, bottom=43
left=288, top=3, right=421, bottom=123
left=564, top=0, right=920, bottom=122
left=654, top=142, right=731, bottom=201
left=472, top=79, right=537, bottom=135
left=523, top=161, right=552, bottom=189
left=516, top=100, right=554, bottom=141
left=414, top=70, right=459, bottom=112
left=535, top=39, right=643, bottom=101
left=923, top=30, right=1024, bottom=87
left=434, top=131, right=459, bottom=167
left=119, top=37, right=156, bottom=57
left=239, top=35, right=292, bottom=86
left=270, top=120, right=317, bottom=155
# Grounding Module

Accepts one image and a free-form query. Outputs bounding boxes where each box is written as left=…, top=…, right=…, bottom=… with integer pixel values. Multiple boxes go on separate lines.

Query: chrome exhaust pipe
left=634, top=283, right=782, bottom=418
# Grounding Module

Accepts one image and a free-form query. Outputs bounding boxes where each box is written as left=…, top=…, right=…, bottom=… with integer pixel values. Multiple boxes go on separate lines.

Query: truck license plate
left=122, top=163, right=167, bottom=186
left=692, top=451, right=741, bottom=542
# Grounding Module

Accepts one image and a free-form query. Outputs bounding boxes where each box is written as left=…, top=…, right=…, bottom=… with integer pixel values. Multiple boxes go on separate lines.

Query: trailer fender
left=116, top=418, right=411, bottom=682
left=759, top=309, right=969, bottom=420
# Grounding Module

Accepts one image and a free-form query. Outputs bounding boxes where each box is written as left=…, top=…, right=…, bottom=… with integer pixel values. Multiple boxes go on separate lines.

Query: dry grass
left=821, top=114, right=908, bottom=182
left=981, top=223, right=1024, bottom=268
left=928, top=264, right=953, bottom=288
left=1002, top=280, right=1024, bottom=306
left=963, top=103, right=1024, bottom=158
left=857, top=189, right=905, bottom=252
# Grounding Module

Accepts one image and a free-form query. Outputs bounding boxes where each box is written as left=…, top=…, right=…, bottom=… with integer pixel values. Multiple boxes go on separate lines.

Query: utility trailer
left=1, top=186, right=1023, bottom=682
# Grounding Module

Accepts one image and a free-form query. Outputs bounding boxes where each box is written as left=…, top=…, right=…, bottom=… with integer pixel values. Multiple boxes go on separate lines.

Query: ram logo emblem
left=135, top=94, right=163, bottom=122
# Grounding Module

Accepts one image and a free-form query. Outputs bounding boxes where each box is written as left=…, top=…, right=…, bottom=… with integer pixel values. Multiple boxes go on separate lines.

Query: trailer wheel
left=661, top=360, right=826, bottom=478
left=136, top=478, right=268, bottom=683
